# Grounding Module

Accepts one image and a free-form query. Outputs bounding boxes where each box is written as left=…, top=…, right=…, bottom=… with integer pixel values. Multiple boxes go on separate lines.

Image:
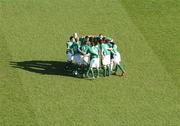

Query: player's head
left=94, top=38, right=98, bottom=46
left=99, top=34, right=103, bottom=39
left=70, top=36, right=73, bottom=41
left=89, top=37, right=94, bottom=46
left=101, top=37, right=106, bottom=43
left=85, top=35, right=89, bottom=42
left=72, top=32, right=78, bottom=39
left=105, top=37, right=112, bottom=43
left=70, top=37, right=75, bottom=42
left=89, top=36, right=94, bottom=43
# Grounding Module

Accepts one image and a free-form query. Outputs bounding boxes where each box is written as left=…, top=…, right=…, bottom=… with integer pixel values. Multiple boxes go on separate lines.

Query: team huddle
left=65, top=33, right=126, bottom=79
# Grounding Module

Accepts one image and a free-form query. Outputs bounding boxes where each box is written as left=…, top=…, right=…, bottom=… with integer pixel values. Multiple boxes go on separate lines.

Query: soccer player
left=101, top=37, right=112, bottom=77
left=65, top=37, right=74, bottom=70
left=69, top=32, right=79, bottom=42
left=85, top=37, right=100, bottom=79
left=80, top=37, right=90, bottom=64
left=107, top=38, right=115, bottom=71
left=96, top=34, right=104, bottom=43
left=111, top=42, right=126, bottom=76
left=70, top=37, right=81, bottom=75
left=78, top=36, right=91, bottom=77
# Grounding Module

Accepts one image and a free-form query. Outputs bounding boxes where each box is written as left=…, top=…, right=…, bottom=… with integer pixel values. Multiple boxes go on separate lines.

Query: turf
left=0, top=0, right=180, bottom=125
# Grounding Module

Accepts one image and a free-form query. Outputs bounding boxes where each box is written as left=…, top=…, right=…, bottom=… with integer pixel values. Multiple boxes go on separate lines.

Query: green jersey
left=95, top=36, right=100, bottom=42
left=80, top=45, right=89, bottom=55
left=71, top=42, right=80, bottom=55
left=79, top=37, right=85, bottom=44
left=108, top=42, right=117, bottom=54
left=88, top=45, right=99, bottom=59
left=101, top=43, right=111, bottom=56
left=107, top=42, right=119, bottom=54
left=112, top=44, right=118, bottom=54
left=66, top=41, right=73, bottom=49
left=107, top=42, right=113, bottom=48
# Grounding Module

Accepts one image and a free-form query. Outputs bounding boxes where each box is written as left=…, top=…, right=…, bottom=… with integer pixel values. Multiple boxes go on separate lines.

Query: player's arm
left=78, top=48, right=86, bottom=55
left=66, top=41, right=71, bottom=53
left=107, top=48, right=113, bottom=51
left=101, top=45, right=106, bottom=57
left=84, top=48, right=91, bottom=57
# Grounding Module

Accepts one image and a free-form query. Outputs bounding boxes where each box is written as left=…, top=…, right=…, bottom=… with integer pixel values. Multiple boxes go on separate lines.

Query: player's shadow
left=10, top=60, right=72, bottom=76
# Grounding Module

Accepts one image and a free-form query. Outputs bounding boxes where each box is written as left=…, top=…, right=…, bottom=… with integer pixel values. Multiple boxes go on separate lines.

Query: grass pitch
left=0, top=0, right=180, bottom=125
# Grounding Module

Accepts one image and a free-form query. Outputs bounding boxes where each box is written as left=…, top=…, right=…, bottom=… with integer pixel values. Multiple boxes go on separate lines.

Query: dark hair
left=89, top=37, right=94, bottom=42
left=70, top=36, right=73, bottom=41
left=110, top=42, right=115, bottom=47
left=94, top=40, right=98, bottom=46
left=85, top=36, right=89, bottom=39
left=99, top=34, right=103, bottom=36
left=75, top=38, right=78, bottom=42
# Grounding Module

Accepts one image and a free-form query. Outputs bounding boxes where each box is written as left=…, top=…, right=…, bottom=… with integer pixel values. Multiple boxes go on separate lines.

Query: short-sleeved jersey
left=112, top=44, right=118, bottom=54
left=87, top=45, right=99, bottom=59
left=71, top=42, right=80, bottom=55
left=79, top=37, right=85, bottom=44
left=107, top=42, right=113, bottom=48
left=95, top=36, right=100, bottom=42
left=101, top=43, right=111, bottom=56
left=66, top=41, right=73, bottom=49
left=79, top=45, right=90, bottom=55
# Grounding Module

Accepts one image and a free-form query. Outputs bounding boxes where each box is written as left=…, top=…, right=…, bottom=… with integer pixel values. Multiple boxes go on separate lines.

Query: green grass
left=0, top=0, right=180, bottom=125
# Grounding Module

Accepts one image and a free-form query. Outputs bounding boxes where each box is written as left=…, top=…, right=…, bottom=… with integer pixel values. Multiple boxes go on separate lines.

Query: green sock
left=97, top=68, right=99, bottom=77
left=95, top=68, right=99, bottom=78
left=82, top=66, right=85, bottom=74
left=81, top=66, right=86, bottom=77
left=91, top=68, right=95, bottom=78
left=86, top=68, right=90, bottom=77
left=115, top=65, right=118, bottom=73
left=106, top=65, right=110, bottom=76
left=103, top=66, right=106, bottom=77
left=85, top=65, right=88, bottom=74
left=118, top=63, right=125, bottom=73
left=75, top=64, right=79, bottom=71
left=108, top=65, right=111, bottom=75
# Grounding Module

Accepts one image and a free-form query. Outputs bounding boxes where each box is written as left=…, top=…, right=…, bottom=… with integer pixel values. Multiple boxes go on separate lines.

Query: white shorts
left=102, top=55, right=110, bottom=66
left=73, top=54, right=81, bottom=65
left=66, top=52, right=73, bottom=62
left=80, top=55, right=90, bottom=65
left=113, top=52, right=121, bottom=64
left=90, top=58, right=100, bottom=68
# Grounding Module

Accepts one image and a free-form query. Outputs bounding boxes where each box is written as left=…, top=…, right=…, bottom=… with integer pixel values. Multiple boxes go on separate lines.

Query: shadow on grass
left=10, top=60, right=73, bottom=77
